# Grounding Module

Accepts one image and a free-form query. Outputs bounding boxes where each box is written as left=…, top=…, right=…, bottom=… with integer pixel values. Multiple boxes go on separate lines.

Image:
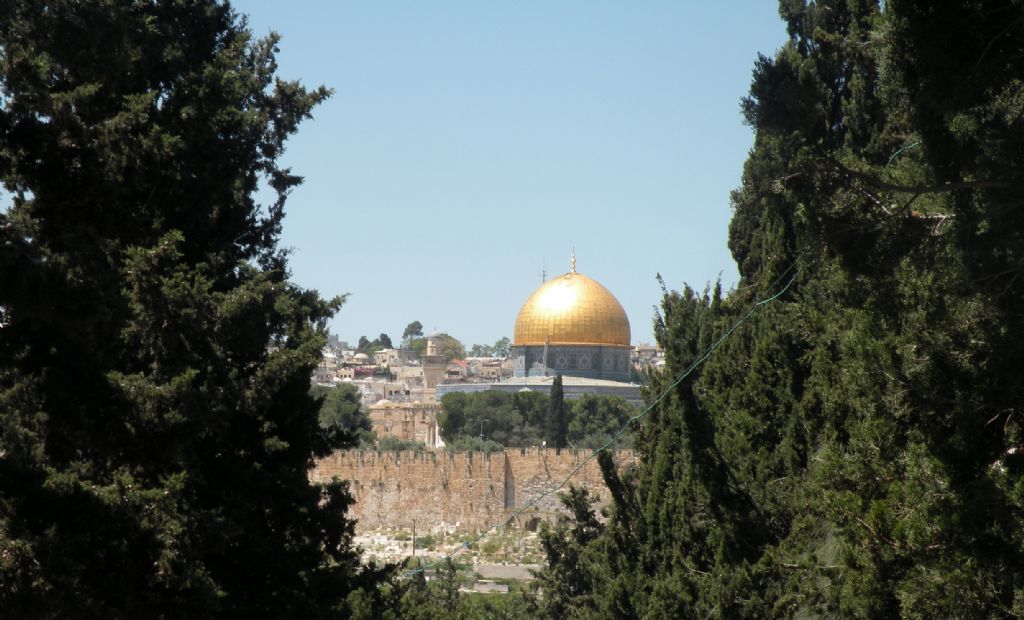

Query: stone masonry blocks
left=310, top=448, right=636, bottom=533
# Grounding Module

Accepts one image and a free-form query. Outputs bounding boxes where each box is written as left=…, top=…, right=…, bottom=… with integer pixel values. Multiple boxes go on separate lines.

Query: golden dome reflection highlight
left=513, top=271, right=631, bottom=347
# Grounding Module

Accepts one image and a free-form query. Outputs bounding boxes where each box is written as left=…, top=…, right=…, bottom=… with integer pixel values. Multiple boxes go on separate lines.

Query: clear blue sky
left=234, top=1, right=788, bottom=348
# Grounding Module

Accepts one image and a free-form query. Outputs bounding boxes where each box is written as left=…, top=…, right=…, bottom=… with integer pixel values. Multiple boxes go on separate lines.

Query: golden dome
left=513, top=270, right=631, bottom=347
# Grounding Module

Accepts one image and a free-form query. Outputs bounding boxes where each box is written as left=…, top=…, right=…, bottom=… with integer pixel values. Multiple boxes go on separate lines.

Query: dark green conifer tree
left=532, top=486, right=606, bottom=618
left=0, top=1, right=385, bottom=616
left=548, top=374, right=569, bottom=449
left=537, top=1, right=1024, bottom=617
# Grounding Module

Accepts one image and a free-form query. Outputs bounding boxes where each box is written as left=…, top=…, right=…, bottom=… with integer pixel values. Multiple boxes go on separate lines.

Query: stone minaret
left=421, top=334, right=446, bottom=393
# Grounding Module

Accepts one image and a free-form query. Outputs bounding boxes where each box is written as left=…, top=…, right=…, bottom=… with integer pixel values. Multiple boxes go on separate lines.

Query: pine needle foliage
left=0, top=1, right=386, bottom=616
left=536, top=1, right=1024, bottom=616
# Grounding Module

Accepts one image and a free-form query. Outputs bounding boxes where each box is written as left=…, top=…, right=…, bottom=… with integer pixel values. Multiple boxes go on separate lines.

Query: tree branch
left=843, top=166, right=1009, bottom=195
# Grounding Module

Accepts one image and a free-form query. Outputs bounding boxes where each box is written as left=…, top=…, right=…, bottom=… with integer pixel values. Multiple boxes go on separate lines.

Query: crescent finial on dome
left=571, top=248, right=576, bottom=274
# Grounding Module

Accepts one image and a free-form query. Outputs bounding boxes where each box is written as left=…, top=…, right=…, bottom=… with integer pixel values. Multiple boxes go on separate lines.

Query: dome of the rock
left=510, top=261, right=633, bottom=382
left=513, top=271, right=630, bottom=347
left=436, top=257, right=641, bottom=404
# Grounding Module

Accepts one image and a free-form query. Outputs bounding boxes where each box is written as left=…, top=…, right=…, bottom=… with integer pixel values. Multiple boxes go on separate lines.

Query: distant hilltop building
left=438, top=256, right=641, bottom=405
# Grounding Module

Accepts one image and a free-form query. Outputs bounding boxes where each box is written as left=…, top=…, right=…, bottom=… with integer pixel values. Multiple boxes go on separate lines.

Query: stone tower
left=421, top=334, right=446, bottom=391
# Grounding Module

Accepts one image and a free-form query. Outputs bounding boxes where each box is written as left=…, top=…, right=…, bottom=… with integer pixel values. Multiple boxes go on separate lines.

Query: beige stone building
left=467, top=357, right=512, bottom=381
left=367, top=400, right=442, bottom=448
left=373, top=348, right=403, bottom=367
left=392, top=364, right=424, bottom=386
left=313, top=351, right=341, bottom=384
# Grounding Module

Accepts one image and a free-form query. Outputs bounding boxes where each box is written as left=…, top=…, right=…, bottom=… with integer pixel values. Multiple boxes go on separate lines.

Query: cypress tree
left=0, top=1, right=384, bottom=616
left=548, top=374, right=569, bottom=449
left=539, top=1, right=1024, bottom=617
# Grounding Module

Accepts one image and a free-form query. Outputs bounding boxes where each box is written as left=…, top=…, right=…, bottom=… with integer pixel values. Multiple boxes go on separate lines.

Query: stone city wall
left=310, top=448, right=636, bottom=533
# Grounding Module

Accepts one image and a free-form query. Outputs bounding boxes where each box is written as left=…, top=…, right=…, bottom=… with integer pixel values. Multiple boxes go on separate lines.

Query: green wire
left=886, top=141, right=921, bottom=166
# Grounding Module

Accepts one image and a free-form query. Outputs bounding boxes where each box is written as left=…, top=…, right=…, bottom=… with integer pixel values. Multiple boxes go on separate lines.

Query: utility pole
left=480, top=418, right=489, bottom=452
